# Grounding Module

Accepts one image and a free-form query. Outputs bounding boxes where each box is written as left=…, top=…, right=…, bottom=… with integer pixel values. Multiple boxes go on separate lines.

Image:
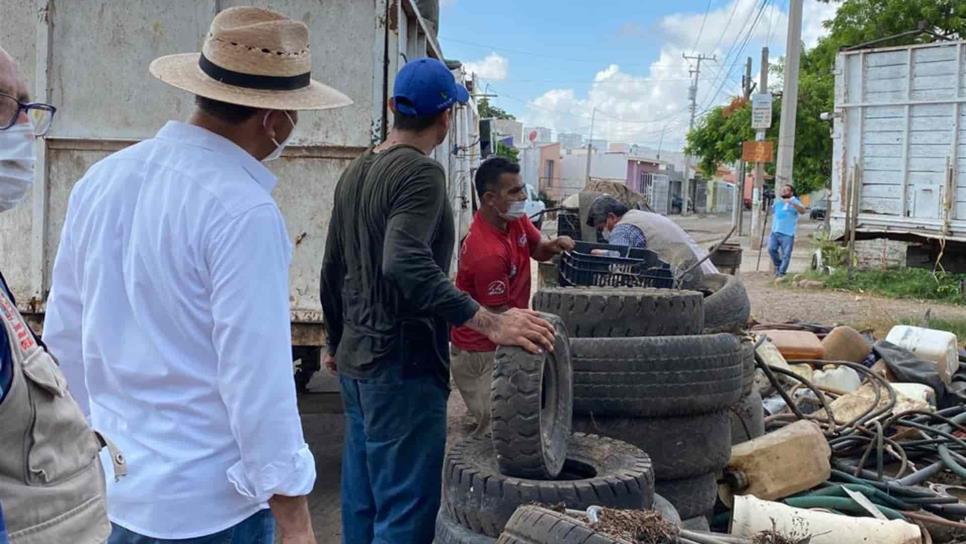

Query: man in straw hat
left=321, top=58, right=555, bottom=543
left=43, top=7, right=350, bottom=543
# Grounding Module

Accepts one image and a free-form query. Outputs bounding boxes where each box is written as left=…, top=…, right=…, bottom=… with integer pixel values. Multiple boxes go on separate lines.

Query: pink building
left=625, top=157, right=662, bottom=194
left=538, top=143, right=563, bottom=200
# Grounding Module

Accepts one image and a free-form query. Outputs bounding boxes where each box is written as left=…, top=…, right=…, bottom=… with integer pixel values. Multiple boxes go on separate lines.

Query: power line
left=699, top=0, right=771, bottom=112
left=690, top=0, right=714, bottom=55
left=440, top=36, right=683, bottom=68
left=696, top=0, right=766, bottom=107
left=708, top=0, right=742, bottom=55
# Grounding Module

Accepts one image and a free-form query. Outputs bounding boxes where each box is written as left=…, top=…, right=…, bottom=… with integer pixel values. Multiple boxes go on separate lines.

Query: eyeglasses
left=0, top=93, right=56, bottom=137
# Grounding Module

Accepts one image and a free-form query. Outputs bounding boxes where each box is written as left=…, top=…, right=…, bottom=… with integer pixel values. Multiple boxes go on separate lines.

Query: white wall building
left=525, top=126, right=553, bottom=144
left=556, top=132, right=584, bottom=150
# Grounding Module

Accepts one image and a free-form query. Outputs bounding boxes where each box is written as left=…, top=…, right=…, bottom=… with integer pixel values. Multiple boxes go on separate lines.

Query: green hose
left=783, top=496, right=906, bottom=520
left=938, top=444, right=966, bottom=479
left=802, top=484, right=914, bottom=511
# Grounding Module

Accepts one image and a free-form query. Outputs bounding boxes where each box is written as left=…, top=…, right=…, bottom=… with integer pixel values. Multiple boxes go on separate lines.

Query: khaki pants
left=450, top=347, right=496, bottom=436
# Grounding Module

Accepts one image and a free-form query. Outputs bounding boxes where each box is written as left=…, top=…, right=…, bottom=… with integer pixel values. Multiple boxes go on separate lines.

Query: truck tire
left=532, top=288, right=704, bottom=337
left=570, top=335, right=743, bottom=418
left=655, top=472, right=719, bottom=521
left=491, top=314, right=572, bottom=479
left=740, top=339, right=756, bottom=396
left=495, top=506, right=621, bottom=544
left=698, top=274, right=750, bottom=333
left=444, top=433, right=654, bottom=537
left=573, top=411, right=731, bottom=480
left=730, top=389, right=765, bottom=445
left=435, top=508, right=496, bottom=544
left=496, top=499, right=680, bottom=544
left=681, top=516, right=711, bottom=532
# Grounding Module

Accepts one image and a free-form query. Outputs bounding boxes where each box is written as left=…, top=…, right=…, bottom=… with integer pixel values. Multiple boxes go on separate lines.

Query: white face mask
left=503, top=199, right=527, bottom=220
left=262, top=111, right=296, bottom=162
left=0, top=123, right=35, bottom=213
left=601, top=228, right=612, bottom=241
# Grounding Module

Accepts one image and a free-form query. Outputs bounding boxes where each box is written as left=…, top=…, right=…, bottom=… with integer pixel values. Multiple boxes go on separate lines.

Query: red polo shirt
left=451, top=212, right=542, bottom=352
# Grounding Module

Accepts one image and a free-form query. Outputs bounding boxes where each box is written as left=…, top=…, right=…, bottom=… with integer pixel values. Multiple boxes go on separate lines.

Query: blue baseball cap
left=393, top=58, right=470, bottom=117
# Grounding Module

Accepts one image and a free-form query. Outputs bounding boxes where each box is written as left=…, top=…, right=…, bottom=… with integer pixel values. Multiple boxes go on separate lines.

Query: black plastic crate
left=558, top=241, right=674, bottom=288
left=557, top=210, right=582, bottom=241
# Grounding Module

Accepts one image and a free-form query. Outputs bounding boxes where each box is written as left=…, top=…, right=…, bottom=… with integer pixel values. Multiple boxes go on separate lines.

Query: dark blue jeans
left=768, top=232, right=795, bottom=277
left=339, top=365, right=448, bottom=544
left=108, top=509, right=273, bottom=544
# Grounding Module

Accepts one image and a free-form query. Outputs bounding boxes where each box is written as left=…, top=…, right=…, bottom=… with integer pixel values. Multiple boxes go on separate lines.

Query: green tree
left=686, top=0, right=965, bottom=195
left=495, top=141, right=519, bottom=162
left=478, top=97, right=515, bottom=120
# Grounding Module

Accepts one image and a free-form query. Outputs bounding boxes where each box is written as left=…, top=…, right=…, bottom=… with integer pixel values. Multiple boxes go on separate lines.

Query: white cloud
left=519, top=0, right=839, bottom=153
left=464, top=52, right=509, bottom=81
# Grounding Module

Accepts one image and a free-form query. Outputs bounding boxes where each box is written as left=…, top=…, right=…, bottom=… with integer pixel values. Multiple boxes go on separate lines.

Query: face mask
left=0, top=123, right=35, bottom=212
left=503, top=200, right=527, bottom=220
left=262, top=111, right=296, bottom=162
left=601, top=228, right=612, bottom=241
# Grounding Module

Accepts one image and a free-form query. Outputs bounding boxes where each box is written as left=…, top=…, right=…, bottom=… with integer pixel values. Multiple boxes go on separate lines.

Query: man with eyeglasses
left=0, top=45, right=116, bottom=543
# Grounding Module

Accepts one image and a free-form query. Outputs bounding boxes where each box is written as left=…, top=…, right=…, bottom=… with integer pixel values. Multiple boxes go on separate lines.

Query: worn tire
left=730, top=389, right=765, bottom=445
left=436, top=508, right=496, bottom=544
left=495, top=506, right=622, bottom=544
left=655, top=472, right=719, bottom=521
left=570, top=335, right=743, bottom=418
left=491, top=314, right=572, bottom=479
left=740, top=339, right=756, bottom=396
left=698, top=274, right=751, bottom=333
left=681, top=516, right=711, bottom=532
left=532, top=288, right=704, bottom=337
left=654, top=493, right=681, bottom=527
left=444, top=433, right=654, bottom=537
left=573, top=411, right=731, bottom=480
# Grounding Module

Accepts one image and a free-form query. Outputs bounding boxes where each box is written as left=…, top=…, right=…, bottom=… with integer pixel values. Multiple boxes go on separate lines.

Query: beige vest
left=617, top=209, right=718, bottom=285
left=0, top=286, right=125, bottom=543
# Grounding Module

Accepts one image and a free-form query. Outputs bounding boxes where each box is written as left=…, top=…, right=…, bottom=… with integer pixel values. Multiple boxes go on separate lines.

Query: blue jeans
left=108, top=509, right=274, bottom=544
left=339, top=365, right=448, bottom=544
left=768, top=232, right=795, bottom=277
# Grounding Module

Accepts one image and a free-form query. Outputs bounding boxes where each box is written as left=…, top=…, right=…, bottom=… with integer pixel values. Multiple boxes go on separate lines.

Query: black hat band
left=199, top=54, right=310, bottom=91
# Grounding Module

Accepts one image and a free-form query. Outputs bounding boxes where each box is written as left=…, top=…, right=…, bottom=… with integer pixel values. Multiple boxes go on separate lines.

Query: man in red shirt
left=451, top=157, right=574, bottom=434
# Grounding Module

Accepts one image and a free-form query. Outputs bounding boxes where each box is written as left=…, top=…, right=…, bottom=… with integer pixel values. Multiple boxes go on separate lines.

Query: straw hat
left=149, top=7, right=352, bottom=111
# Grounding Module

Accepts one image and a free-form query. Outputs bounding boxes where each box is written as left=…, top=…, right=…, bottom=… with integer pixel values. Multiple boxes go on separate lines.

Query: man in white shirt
left=42, top=8, right=351, bottom=543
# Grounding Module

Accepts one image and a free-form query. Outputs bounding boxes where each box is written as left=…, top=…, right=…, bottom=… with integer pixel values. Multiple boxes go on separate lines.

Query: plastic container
left=891, top=382, right=936, bottom=407
left=756, top=340, right=790, bottom=371
left=885, top=325, right=959, bottom=384
left=822, top=325, right=872, bottom=363
left=731, top=494, right=922, bottom=544
left=721, top=420, right=831, bottom=504
left=758, top=330, right=826, bottom=360
left=812, top=366, right=862, bottom=393
left=558, top=241, right=673, bottom=288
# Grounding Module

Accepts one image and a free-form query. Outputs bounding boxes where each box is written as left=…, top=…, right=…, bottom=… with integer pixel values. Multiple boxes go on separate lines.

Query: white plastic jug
left=812, top=365, right=862, bottom=393
left=731, top=495, right=922, bottom=544
left=885, top=325, right=959, bottom=384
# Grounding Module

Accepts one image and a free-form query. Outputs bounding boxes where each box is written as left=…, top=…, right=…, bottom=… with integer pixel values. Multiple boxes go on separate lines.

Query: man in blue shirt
left=769, top=184, right=807, bottom=278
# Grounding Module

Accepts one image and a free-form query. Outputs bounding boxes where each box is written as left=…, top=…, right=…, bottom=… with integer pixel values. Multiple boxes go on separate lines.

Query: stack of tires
left=436, top=315, right=657, bottom=543
left=533, top=287, right=744, bottom=525
left=694, top=273, right=764, bottom=446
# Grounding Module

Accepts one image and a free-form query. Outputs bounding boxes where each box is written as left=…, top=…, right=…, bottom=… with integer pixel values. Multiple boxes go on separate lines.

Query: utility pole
left=682, top=52, right=716, bottom=215
left=585, top=107, right=596, bottom=185
left=750, top=47, right=769, bottom=250
left=775, top=0, right=803, bottom=193
left=735, top=56, right=753, bottom=233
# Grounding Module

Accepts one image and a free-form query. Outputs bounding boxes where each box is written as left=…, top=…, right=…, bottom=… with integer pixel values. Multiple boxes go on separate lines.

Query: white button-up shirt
left=43, top=121, right=315, bottom=539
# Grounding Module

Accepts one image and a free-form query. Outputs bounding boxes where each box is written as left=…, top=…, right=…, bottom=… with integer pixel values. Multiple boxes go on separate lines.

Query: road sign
left=751, top=93, right=773, bottom=129
left=742, top=140, right=774, bottom=162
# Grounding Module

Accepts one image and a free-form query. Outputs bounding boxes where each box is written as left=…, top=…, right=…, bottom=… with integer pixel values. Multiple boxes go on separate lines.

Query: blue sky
left=438, top=0, right=838, bottom=151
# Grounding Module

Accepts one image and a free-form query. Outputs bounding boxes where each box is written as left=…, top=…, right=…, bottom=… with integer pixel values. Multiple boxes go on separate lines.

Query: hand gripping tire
left=491, top=314, right=572, bottom=479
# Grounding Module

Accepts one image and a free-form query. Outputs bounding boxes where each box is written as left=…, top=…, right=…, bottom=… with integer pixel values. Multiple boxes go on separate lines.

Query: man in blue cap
left=321, top=58, right=555, bottom=543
